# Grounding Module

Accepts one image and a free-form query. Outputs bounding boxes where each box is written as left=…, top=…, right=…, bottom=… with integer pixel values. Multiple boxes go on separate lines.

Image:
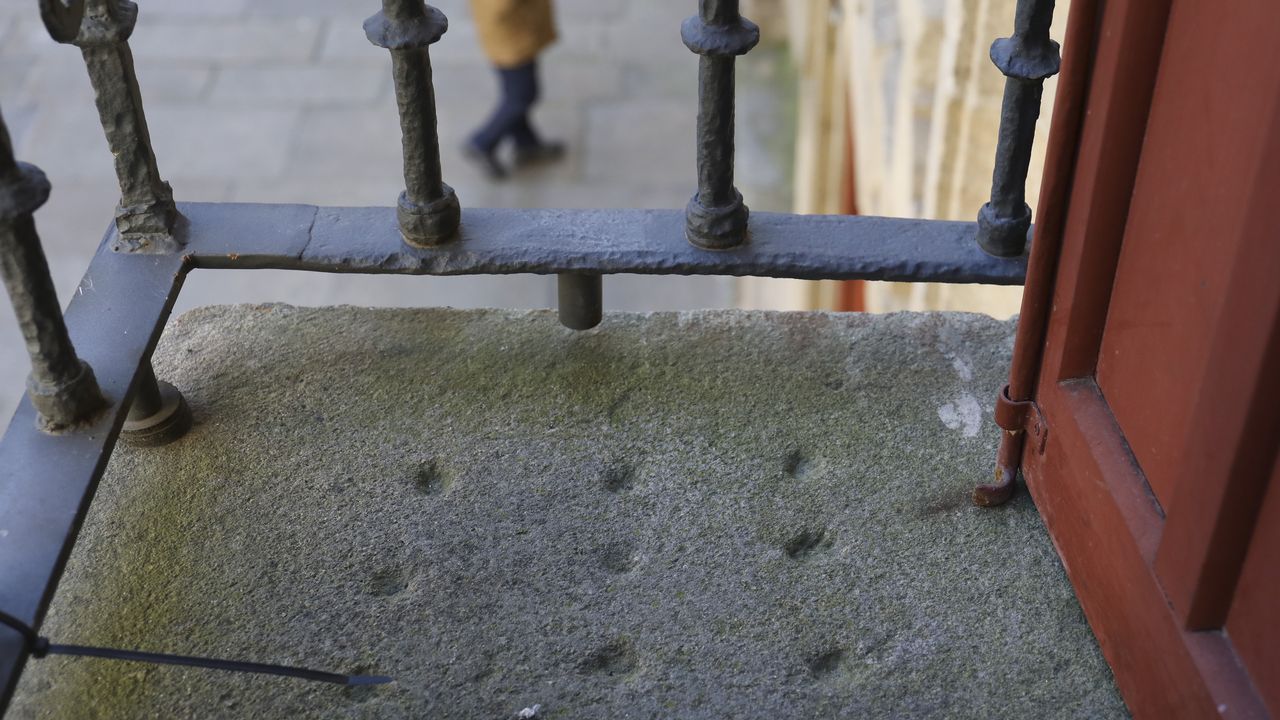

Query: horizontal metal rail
left=0, top=245, right=185, bottom=708
left=183, top=203, right=1029, bottom=284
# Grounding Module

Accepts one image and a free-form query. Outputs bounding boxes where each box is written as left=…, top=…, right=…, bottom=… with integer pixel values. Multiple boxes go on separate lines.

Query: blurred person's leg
left=509, top=61, right=565, bottom=167
left=467, top=61, right=538, bottom=178
left=468, top=61, right=563, bottom=178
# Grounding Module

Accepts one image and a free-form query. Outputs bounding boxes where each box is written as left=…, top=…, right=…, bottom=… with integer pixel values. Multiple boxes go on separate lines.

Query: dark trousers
left=471, top=61, right=541, bottom=153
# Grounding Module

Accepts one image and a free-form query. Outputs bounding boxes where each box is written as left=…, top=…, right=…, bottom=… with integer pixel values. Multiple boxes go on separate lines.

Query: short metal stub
left=121, top=381, right=192, bottom=447
left=557, top=273, right=603, bottom=331
left=38, top=0, right=86, bottom=43
left=681, top=16, right=760, bottom=56
left=0, top=164, right=52, bottom=222
left=990, top=36, right=1061, bottom=82
left=27, top=360, right=108, bottom=433
left=973, top=465, right=1017, bottom=506
left=686, top=191, right=750, bottom=250
left=364, top=4, right=447, bottom=50
left=976, top=201, right=1032, bottom=258
left=397, top=186, right=460, bottom=247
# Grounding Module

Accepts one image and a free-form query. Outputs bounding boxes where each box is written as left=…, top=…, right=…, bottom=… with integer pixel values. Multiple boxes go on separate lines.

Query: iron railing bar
left=49, top=0, right=181, bottom=254
left=170, top=204, right=1027, bottom=285
left=974, top=0, right=1060, bottom=257
left=683, top=0, right=759, bottom=250
left=0, top=246, right=186, bottom=710
left=365, top=0, right=460, bottom=248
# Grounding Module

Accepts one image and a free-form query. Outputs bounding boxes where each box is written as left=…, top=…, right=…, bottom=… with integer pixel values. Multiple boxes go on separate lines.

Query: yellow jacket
left=469, top=0, right=557, bottom=68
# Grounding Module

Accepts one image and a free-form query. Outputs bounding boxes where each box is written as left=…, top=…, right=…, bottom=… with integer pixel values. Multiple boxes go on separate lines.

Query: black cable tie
left=1, top=609, right=390, bottom=687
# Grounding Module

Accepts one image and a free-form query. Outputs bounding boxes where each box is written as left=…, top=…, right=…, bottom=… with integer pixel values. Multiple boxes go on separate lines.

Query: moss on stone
left=12, top=307, right=1125, bottom=719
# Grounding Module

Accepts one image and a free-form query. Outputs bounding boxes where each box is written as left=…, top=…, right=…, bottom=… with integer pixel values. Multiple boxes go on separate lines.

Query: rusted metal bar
left=43, top=0, right=180, bottom=253
left=975, top=0, right=1093, bottom=506
left=557, top=273, right=603, bottom=331
left=974, top=0, right=1060, bottom=258
left=366, top=0, right=460, bottom=247
left=682, top=0, right=758, bottom=250
left=0, top=108, right=106, bottom=432
left=184, top=204, right=1028, bottom=285
left=0, top=238, right=187, bottom=711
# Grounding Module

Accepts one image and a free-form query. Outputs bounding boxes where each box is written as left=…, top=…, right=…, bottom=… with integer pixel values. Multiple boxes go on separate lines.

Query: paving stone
left=585, top=98, right=697, bottom=188
left=21, top=55, right=214, bottom=103
left=137, top=0, right=251, bottom=20
left=541, top=57, right=626, bottom=103
left=128, top=19, right=324, bottom=64
left=282, top=107, right=406, bottom=187
left=9, top=307, right=1125, bottom=719
left=245, top=0, right=370, bottom=20
left=144, top=106, right=302, bottom=179
left=16, top=96, right=116, bottom=181
left=555, top=0, right=630, bottom=22
left=208, top=63, right=387, bottom=106
left=0, top=18, right=59, bottom=58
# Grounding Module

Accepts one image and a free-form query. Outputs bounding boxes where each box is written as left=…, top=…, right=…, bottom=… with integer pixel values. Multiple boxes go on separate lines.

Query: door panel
left=1019, top=0, right=1280, bottom=716
left=1094, top=0, right=1280, bottom=507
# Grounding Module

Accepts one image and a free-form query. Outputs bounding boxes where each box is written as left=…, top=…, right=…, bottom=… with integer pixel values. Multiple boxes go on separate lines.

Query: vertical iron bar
left=975, top=0, right=1060, bottom=257
left=57, top=0, right=180, bottom=253
left=557, top=274, right=603, bottom=331
left=0, top=107, right=107, bottom=431
left=366, top=0, right=460, bottom=247
left=120, top=359, right=192, bottom=447
left=682, top=0, right=759, bottom=249
left=127, top=361, right=164, bottom=420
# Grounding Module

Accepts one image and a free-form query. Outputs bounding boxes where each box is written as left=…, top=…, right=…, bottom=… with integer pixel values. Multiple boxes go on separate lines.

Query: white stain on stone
left=951, top=356, right=973, bottom=382
left=938, top=393, right=983, bottom=437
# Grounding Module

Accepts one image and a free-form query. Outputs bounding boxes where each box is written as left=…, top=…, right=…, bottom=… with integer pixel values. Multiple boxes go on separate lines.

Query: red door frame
left=984, top=0, right=1280, bottom=716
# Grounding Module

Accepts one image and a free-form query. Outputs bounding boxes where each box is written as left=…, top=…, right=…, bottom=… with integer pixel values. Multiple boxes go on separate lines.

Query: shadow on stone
left=414, top=459, right=456, bottom=496
left=807, top=648, right=846, bottom=679
left=579, top=638, right=637, bottom=677
left=784, top=527, right=834, bottom=559
left=601, top=462, right=635, bottom=493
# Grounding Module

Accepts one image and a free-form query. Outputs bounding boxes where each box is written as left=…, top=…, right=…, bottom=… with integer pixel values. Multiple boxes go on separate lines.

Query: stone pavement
left=11, top=306, right=1125, bottom=718
left=0, top=0, right=794, bottom=422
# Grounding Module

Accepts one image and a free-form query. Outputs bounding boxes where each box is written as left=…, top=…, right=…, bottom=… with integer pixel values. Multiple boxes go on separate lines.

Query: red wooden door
left=1008, top=0, right=1280, bottom=717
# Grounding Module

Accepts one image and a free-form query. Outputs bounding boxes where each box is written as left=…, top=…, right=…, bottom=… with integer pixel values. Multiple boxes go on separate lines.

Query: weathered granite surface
left=12, top=307, right=1126, bottom=719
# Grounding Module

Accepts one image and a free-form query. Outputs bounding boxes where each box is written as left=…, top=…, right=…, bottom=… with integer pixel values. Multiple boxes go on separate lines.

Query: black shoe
left=463, top=142, right=507, bottom=180
left=514, top=141, right=566, bottom=167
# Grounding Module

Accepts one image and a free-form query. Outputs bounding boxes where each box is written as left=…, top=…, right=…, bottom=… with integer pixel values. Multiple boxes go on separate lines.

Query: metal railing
left=0, top=0, right=1057, bottom=710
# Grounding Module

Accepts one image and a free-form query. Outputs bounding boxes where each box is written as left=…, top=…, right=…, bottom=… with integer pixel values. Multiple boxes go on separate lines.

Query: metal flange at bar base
left=120, top=362, right=192, bottom=447
left=366, top=0, right=460, bottom=247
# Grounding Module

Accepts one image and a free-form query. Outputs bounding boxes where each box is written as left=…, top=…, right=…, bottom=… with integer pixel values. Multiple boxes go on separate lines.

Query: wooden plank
left=1026, top=381, right=1270, bottom=717
left=1226, top=457, right=1280, bottom=717
left=1035, top=0, right=1172, bottom=385
left=1094, top=0, right=1280, bottom=506
left=1018, top=0, right=1274, bottom=714
left=1152, top=80, right=1280, bottom=628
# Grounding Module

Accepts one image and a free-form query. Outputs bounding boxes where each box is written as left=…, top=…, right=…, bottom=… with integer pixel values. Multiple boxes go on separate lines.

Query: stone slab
left=11, top=307, right=1125, bottom=719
